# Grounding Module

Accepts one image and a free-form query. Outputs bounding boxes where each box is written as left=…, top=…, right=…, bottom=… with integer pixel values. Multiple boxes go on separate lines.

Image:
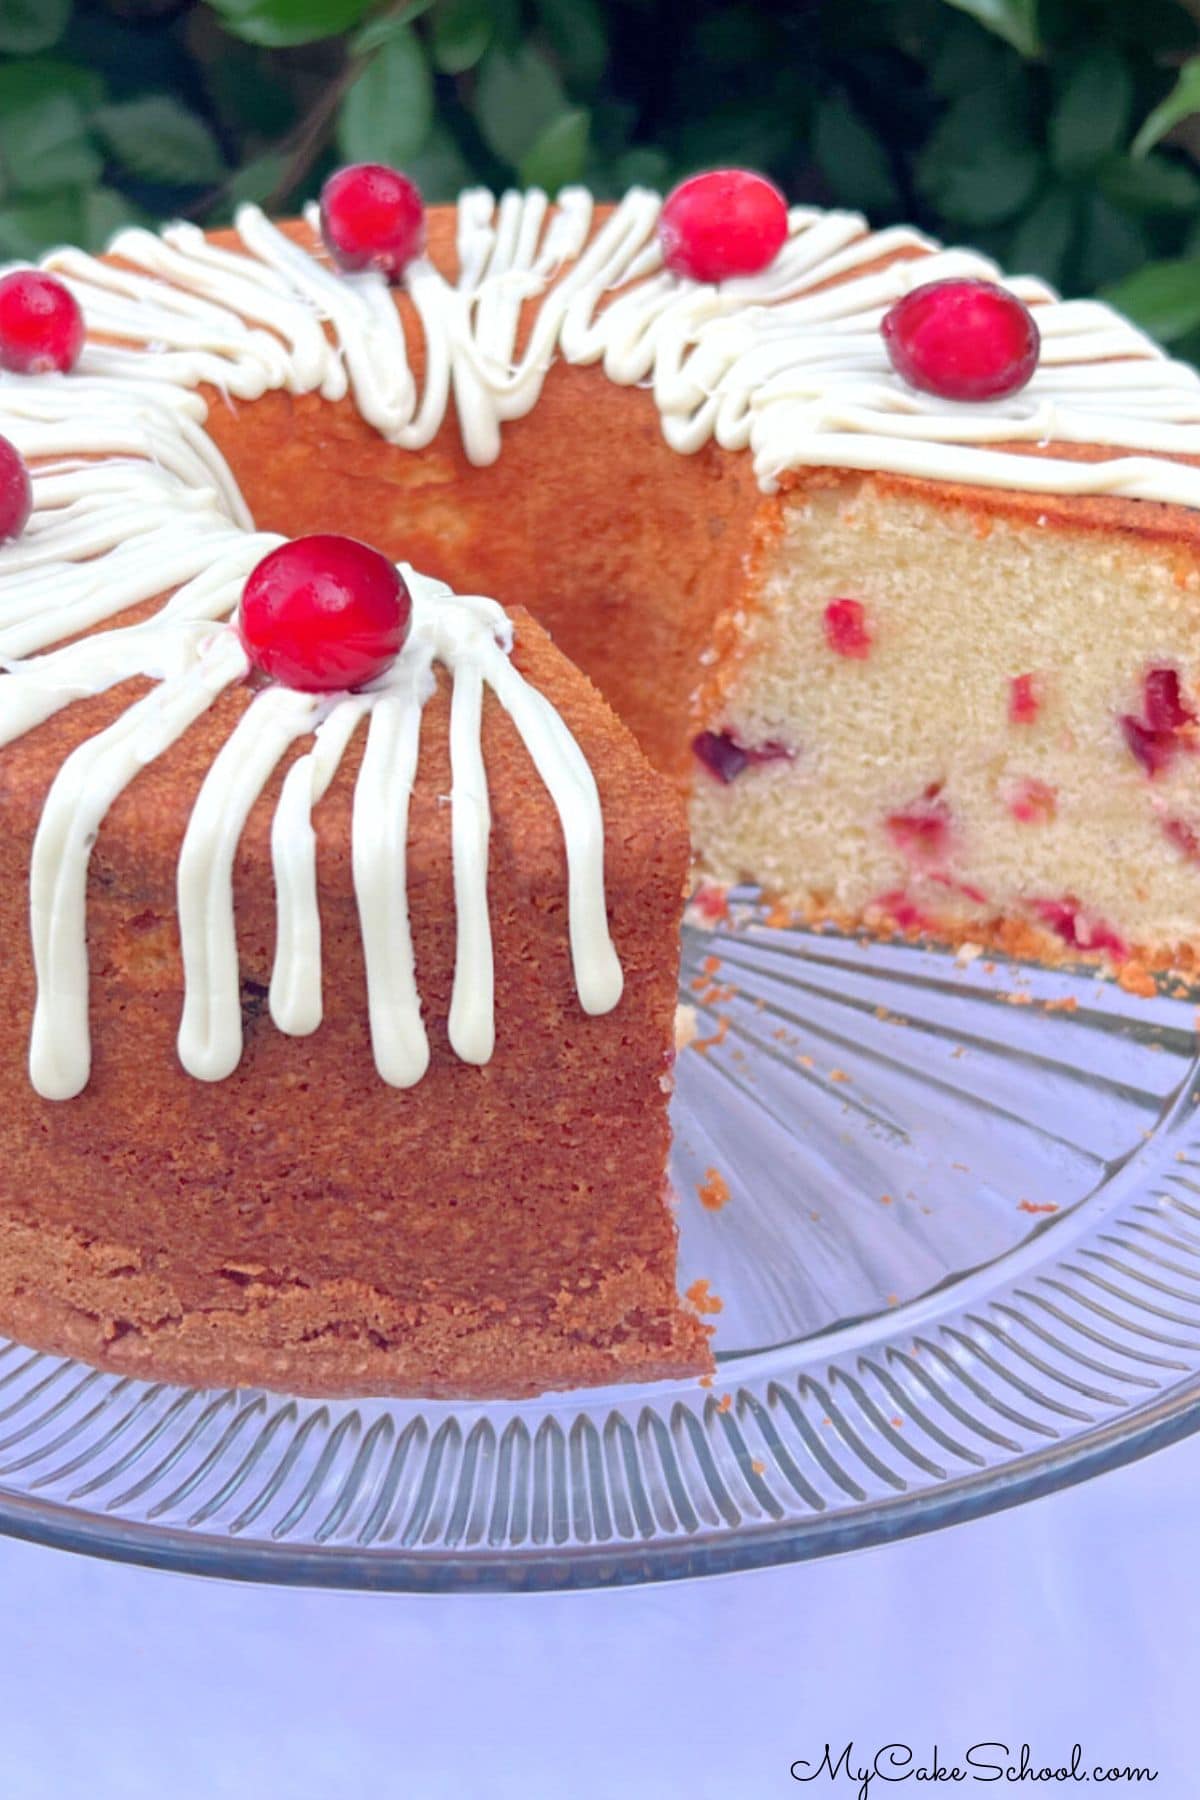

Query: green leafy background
left=4, top=0, right=1200, bottom=355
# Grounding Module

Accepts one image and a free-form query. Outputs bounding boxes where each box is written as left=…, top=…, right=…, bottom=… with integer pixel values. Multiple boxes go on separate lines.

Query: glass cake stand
left=2, top=887, right=1200, bottom=1591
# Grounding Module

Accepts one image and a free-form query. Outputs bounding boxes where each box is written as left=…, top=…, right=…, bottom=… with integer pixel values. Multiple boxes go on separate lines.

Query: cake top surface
left=2, top=180, right=1200, bottom=1099
left=37, top=183, right=1200, bottom=509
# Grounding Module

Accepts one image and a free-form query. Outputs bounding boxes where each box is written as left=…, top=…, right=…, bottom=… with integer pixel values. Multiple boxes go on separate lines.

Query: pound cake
left=0, top=162, right=1199, bottom=1397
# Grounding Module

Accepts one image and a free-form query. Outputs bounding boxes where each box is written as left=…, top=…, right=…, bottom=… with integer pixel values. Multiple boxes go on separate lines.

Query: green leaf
left=920, top=143, right=1040, bottom=226
left=1007, top=185, right=1076, bottom=286
left=403, top=124, right=475, bottom=202
left=0, top=189, right=84, bottom=258
left=209, top=0, right=375, bottom=49
left=94, top=97, right=226, bottom=187
left=1049, top=50, right=1132, bottom=176
left=812, top=95, right=900, bottom=216
left=337, top=26, right=434, bottom=166
left=0, top=58, right=105, bottom=118
left=474, top=44, right=566, bottom=167
left=917, top=71, right=1040, bottom=226
left=518, top=107, right=590, bottom=193
left=535, top=0, right=608, bottom=88
left=1074, top=192, right=1148, bottom=292
left=1132, top=56, right=1200, bottom=158
left=0, top=0, right=70, bottom=55
left=226, top=150, right=290, bottom=209
left=1102, top=257, right=1200, bottom=343
left=350, top=0, right=435, bottom=54
left=936, top=0, right=1040, bottom=58
left=431, top=0, right=493, bottom=74
left=610, top=146, right=672, bottom=192
left=0, top=94, right=102, bottom=199
left=1097, top=152, right=1200, bottom=216
left=927, top=20, right=1008, bottom=100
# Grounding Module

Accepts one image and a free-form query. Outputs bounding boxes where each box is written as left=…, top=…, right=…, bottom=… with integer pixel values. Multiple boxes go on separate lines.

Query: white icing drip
left=177, top=679, right=321, bottom=1083
left=447, top=656, right=493, bottom=1064
left=29, top=630, right=246, bottom=1099
left=352, top=686, right=430, bottom=1089
left=482, top=645, right=623, bottom=1016
left=14, top=180, right=1200, bottom=1099
left=270, top=695, right=370, bottom=1038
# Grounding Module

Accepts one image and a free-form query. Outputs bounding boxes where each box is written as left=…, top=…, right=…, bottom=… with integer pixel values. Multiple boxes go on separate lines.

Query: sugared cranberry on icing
left=239, top=534, right=411, bottom=693
left=0, top=271, right=84, bottom=374
left=659, top=170, right=788, bottom=283
left=882, top=278, right=1040, bottom=402
left=1009, top=673, right=1040, bottom=725
left=319, top=163, right=425, bottom=281
left=886, top=786, right=952, bottom=863
left=1033, top=897, right=1127, bottom=960
left=0, top=434, right=32, bottom=540
left=1121, top=666, right=1196, bottom=777
left=692, top=729, right=793, bottom=783
left=824, top=598, right=872, bottom=659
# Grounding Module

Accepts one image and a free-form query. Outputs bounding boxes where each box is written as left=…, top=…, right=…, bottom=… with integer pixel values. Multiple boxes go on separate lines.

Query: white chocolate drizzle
left=39, top=189, right=1200, bottom=505
left=6, top=183, right=1200, bottom=1097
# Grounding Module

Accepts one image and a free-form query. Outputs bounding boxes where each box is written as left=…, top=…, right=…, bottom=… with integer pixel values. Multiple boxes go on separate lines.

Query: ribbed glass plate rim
left=3, top=919, right=1200, bottom=1591
left=0, top=1372, right=1196, bottom=1590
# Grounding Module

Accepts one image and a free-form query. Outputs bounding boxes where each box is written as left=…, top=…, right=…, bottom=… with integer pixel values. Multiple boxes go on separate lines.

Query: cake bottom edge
left=690, top=876, right=1200, bottom=999
left=0, top=1211, right=715, bottom=1401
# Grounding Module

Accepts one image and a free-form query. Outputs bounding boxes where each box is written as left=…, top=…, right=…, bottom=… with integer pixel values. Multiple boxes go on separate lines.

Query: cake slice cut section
left=689, top=469, right=1200, bottom=975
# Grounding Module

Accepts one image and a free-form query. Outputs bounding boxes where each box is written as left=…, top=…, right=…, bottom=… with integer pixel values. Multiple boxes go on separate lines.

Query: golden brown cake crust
left=0, top=601, right=711, bottom=1395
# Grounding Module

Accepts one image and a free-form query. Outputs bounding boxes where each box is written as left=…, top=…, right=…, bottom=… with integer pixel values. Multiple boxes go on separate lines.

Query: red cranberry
left=0, top=434, right=32, bottom=539
left=692, top=730, right=793, bottom=783
left=1033, top=898, right=1127, bottom=960
left=239, top=534, right=411, bottom=693
left=882, top=278, right=1040, bottom=402
left=0, top=270, right=84, bottom=374
left=824, top=598, right=872, bottom=659
left=659, top=170, right=788, bottom=283
left=886, top=787, right=952, bottom=863
left=319, top=163, right=426, bottom=281
left=1009, top=674, right=1040, bottom=725
left=1121, top=666, right=1196, bottom=777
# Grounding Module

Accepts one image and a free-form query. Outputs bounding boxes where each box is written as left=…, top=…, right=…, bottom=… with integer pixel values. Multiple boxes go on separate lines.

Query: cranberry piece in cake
left=659, top=170, right=788, bottom=283
left=0, top=270, right=84, bottom=374
left=882, top=278, right=1040, bottom=402
left=1121, top=666, right=1196, bottom=777
left=824, top=598, right=872, bottom=659
left=1005, top=777, right=1057, bottom=824
left=1165, top=818, right=1200, bottom=862
left=886, top=788, right=952, bottom=863
left=239, top=534, right=411, bottom=692
left=1009, top=673, right=1041, bottom=724
left=1034, top=898, right=1127, bottom=960
left=1143, top=667, right=1193, bottom=732
left=0, top=435, right=32, bottom=540
left=692, top=730, right=793, bottom=783
left=319, top=163, right=426, bottom=280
